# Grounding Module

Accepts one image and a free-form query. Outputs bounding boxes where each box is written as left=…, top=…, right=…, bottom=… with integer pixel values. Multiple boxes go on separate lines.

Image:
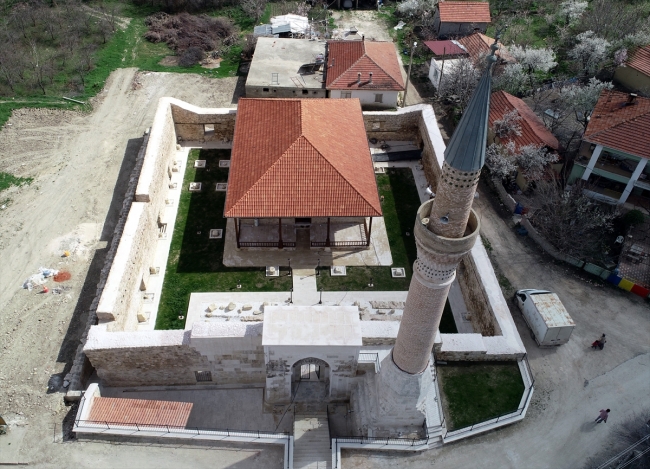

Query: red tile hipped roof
left=424, top=40, right=467, bottom=56
left=457, top=33, right=515, bottom=63
left=326, top=41, right=405, bottom=91
left=225, top=99, right=382, bottom=218
left=627, top=45, right=650, bottom=77
left=438, top=1, right=491, bottom=23
left=88, top=397, right=193, bottom=427
left=584, top=90, right=650, bottom=159
left=490, top=91, right=559, bottom=151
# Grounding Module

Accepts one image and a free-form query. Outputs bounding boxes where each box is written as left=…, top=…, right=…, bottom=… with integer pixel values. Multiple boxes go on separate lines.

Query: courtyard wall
left=85, top=322, right=266, bottom=387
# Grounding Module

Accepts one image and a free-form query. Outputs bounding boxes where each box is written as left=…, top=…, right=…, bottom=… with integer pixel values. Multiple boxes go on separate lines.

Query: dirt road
left=0, top=69, right=284, bottom=468
left=343, top=182, right=650, bottom=469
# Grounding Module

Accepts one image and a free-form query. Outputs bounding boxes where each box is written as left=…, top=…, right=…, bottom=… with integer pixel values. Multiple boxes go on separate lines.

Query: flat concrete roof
left=246, top=37, right=326, bottom=90
left=262, top=305, right=362, bottom=347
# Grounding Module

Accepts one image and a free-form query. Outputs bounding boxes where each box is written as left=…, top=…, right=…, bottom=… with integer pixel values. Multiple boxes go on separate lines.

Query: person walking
left=598, top=334, right=607, bottom=350
left=595, top=409, right=610, bottom=423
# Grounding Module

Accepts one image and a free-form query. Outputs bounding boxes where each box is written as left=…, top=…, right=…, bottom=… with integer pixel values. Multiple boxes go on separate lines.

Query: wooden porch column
left=235, top=218, right=241, bottom=249
left=326, top=217, right=331, bottom=247
left=365, top=217, right=373, bottom=246
left=278, top=218, right=284, bottom=249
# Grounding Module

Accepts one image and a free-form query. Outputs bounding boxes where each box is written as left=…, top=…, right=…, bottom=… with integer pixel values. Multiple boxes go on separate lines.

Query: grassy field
left=316, top=168, right=421, bottom=292
left=0, top=173, right=33, bottom=193
left=0, top=4, right=253, bottom=129
left=156, top=149, right=292, bottom=330
left=438, top=361, right=525, bottom=431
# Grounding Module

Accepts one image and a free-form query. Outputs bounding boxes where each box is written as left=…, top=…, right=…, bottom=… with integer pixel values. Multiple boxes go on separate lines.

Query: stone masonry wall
left=64, top=132, right=149, bottom=395
left=84, top=325, right=266, bottom=387
left=171, top=102, right=237, bottom=142
left=457, top=256, right=502, bottom=336
left=99, top=98, right=177, bottom=331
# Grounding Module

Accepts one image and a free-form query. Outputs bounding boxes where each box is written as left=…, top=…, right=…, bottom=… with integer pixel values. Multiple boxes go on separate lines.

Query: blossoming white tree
left=569, top=31, right=611, bottom=75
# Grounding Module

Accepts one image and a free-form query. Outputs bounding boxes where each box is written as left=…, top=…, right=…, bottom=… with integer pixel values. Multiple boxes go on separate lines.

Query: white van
left=515, top=289, right=575, bottom=347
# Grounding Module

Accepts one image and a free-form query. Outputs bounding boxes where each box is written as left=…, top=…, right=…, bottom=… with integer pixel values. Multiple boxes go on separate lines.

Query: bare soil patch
left=0, top=69, right=281, bottom=468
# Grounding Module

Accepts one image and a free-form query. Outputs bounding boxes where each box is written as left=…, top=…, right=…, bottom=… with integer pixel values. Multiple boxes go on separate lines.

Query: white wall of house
left=329, top=89, right=399, bottom=108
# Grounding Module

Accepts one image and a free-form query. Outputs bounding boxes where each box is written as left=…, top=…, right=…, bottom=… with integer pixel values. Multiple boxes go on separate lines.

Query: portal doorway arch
left=291, top=357, right=331, bottom=401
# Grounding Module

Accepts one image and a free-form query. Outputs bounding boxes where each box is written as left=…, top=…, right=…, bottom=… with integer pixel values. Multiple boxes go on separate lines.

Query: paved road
left=343, top=180, right=650, bottom=469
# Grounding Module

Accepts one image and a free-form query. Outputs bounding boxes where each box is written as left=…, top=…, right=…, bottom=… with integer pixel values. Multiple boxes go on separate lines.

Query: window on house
left=302, top=89, right=309, bottom=95
left=195, top=371, right=212, bottom=382
left=342, top=92, right=352, bottom=99
left=374, top=94, right=383, bottom=103
left=263, top=88, right=269, bottom=92
left=204, top=124, right=214, bottom=135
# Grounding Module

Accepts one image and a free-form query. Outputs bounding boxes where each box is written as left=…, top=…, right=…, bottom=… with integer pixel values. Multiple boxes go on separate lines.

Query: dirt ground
left=343, top=181, right=650, bottom=469
left=0, top=69, right=285, bottom=468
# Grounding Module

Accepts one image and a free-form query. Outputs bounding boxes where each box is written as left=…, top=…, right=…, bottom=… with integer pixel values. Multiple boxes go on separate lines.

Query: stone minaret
left=354, top=42, right=499, bottom=434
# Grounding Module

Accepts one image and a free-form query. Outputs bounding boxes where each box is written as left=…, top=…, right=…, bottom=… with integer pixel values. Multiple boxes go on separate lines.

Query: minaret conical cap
left=443, top=41, right=498, bottom=173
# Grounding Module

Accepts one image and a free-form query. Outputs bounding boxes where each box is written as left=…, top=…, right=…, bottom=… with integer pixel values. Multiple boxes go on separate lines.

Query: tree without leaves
left=437, top=57, right=481, bottom=113
left=240, top=0, right=267, bottom=22
left=528, top=181, right=616, bottom=259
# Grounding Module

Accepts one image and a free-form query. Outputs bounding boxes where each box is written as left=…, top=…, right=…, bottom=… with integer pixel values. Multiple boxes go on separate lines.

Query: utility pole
left=402, top=41, right=417, bottom=107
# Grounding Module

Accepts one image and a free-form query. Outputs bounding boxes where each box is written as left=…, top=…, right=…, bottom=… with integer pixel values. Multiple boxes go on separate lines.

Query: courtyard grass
left=156, top=149, right=292, bottom=330
left=437, top=362, right=525, bottom=431
left=316, top=167, right=421, bottom=292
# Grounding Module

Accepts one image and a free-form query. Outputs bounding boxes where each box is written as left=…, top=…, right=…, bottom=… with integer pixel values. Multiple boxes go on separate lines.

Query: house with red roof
left=225, top=98, right=382, bottom=249
left=434, top=1, right=491, bottom=39
left=488, top=91, right=561, bottom=189
left=614, top=45, right=650, bottom=96
left=325, top=40, right=405, bottom=108
left=568, top=91, right=650, bottom=208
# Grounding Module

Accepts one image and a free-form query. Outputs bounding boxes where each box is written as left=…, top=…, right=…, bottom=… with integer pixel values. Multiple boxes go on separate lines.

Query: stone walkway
left=292, top=268, right=319, bottom=305
left=293, top=414, right=331, bottom=469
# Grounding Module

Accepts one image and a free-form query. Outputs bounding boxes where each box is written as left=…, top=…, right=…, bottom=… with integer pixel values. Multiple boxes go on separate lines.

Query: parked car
left=515, top=289, right=575, bottom=347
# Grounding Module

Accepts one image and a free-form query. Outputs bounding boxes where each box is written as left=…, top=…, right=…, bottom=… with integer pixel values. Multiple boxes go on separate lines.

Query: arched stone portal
left=291, top=357, right=330, bottom=402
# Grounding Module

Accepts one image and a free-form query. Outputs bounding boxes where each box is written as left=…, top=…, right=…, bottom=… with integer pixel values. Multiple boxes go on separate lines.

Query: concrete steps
left=293, top=413, right=331, bottom=469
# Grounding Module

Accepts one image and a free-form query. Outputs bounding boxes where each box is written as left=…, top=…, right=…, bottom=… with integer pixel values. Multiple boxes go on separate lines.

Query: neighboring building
left=326, top=40, right=405, bottom=108
left=425, top=33, right=513, bottom=88
left=434, top=1, right=491, bottom=38
left=245, top=37, right=327, bottom=99
left=488, top=91, right=561, bottom=189
left=614, top=45, right=650, bottom=95
left=568, top=91, right=650, bottom=207
left=456, top=32, right=515, bottom=65
left=224, top=98, right=382, bottom=249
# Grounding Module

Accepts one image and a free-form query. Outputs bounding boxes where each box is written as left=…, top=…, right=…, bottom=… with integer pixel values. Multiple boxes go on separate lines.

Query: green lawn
left=316, top=168, right=421, bottom=292
left=155, top=149, right=292, bottom=330
left=438, top=362, right=525, bottom=431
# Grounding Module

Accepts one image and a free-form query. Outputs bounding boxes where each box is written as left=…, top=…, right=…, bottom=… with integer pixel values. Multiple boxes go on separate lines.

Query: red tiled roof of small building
left=88, top=397, right=193, bottom=427
left=225, top=98, right=382, bottom=219
left=489, top=91, right=559, bottom=151
left=626, top=45, right=650, bottom=77
left=326, top=41, right=405, bottom=91
left=438, top=1, right=491, bottom=24
left=424, top=40, right=468, bottom=56
left=457, top=33, right=515, bottom=63
left=584, top=90, right=650, bottom=159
